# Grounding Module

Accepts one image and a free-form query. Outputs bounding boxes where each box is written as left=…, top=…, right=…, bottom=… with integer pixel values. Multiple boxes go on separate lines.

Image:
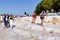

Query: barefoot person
left=9, top=15, right=14, bottom=29
left=0, top=15, right=3, bottom=23
left=3, top=14, right=10, bottom=28
left=40, top=11, right=45, bottom=26
left=32, top=12, right=36, bottom=23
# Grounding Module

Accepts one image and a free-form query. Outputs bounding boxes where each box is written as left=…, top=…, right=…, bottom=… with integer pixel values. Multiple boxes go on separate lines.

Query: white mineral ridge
left=0, top=16, right=60, bottom=40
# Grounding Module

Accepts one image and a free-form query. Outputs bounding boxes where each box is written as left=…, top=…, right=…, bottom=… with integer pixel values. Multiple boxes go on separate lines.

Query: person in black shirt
left=40, top=11, right=45, bottom=26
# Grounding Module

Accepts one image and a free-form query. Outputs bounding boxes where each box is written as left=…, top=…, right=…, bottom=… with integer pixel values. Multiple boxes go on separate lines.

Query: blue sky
left=0, top=0, right=42, bottom=15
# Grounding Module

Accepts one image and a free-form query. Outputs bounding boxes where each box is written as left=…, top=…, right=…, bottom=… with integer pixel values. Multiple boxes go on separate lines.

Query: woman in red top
left=32, top=13, right=36, bottom=23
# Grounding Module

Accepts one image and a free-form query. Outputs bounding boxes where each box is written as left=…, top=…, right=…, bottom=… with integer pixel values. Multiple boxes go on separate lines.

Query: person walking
left=3, top=14, right=10, bottom=28
left=24, top=12, right=28, bottom=21
left=40, top=10, right=45, bottom=26
left=9, top=15, right=14, bottom=29
left=32, top=13, right=36, bottom=23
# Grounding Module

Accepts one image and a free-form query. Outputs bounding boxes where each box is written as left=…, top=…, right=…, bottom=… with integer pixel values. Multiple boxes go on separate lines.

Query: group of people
left=32, top=10, right=46, bottom=26
left=0, top=11, right=45, bottom=29
left=3, top=14, right=14, bottom=29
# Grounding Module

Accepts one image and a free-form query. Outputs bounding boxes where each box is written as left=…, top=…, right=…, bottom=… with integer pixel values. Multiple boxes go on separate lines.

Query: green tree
left=35, top=2, right=44, bottom=15
left=35, top=0, right=60, bottom=15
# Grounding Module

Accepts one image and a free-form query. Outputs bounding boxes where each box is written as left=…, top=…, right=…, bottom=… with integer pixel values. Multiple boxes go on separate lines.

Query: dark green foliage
left=35, top=0, right=60, bottom=15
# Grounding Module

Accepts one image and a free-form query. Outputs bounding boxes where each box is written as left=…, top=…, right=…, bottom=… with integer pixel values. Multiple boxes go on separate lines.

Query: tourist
left=3, top=14, right=10, bottom=28
left=32, top=12, right=36, bottom=23
left=24, top=12, right=28, bottom=21
left=0, top=15, right=3, bottom=23
left=24, top=12, right=27, bottom=17
left=40, top=10, right=45, bottom=26
left=9, top=15, right=14, bottom=29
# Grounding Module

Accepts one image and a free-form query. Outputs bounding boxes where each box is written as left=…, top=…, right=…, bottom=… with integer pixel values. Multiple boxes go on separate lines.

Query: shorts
left=40, top=16, right=44, bottom=19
